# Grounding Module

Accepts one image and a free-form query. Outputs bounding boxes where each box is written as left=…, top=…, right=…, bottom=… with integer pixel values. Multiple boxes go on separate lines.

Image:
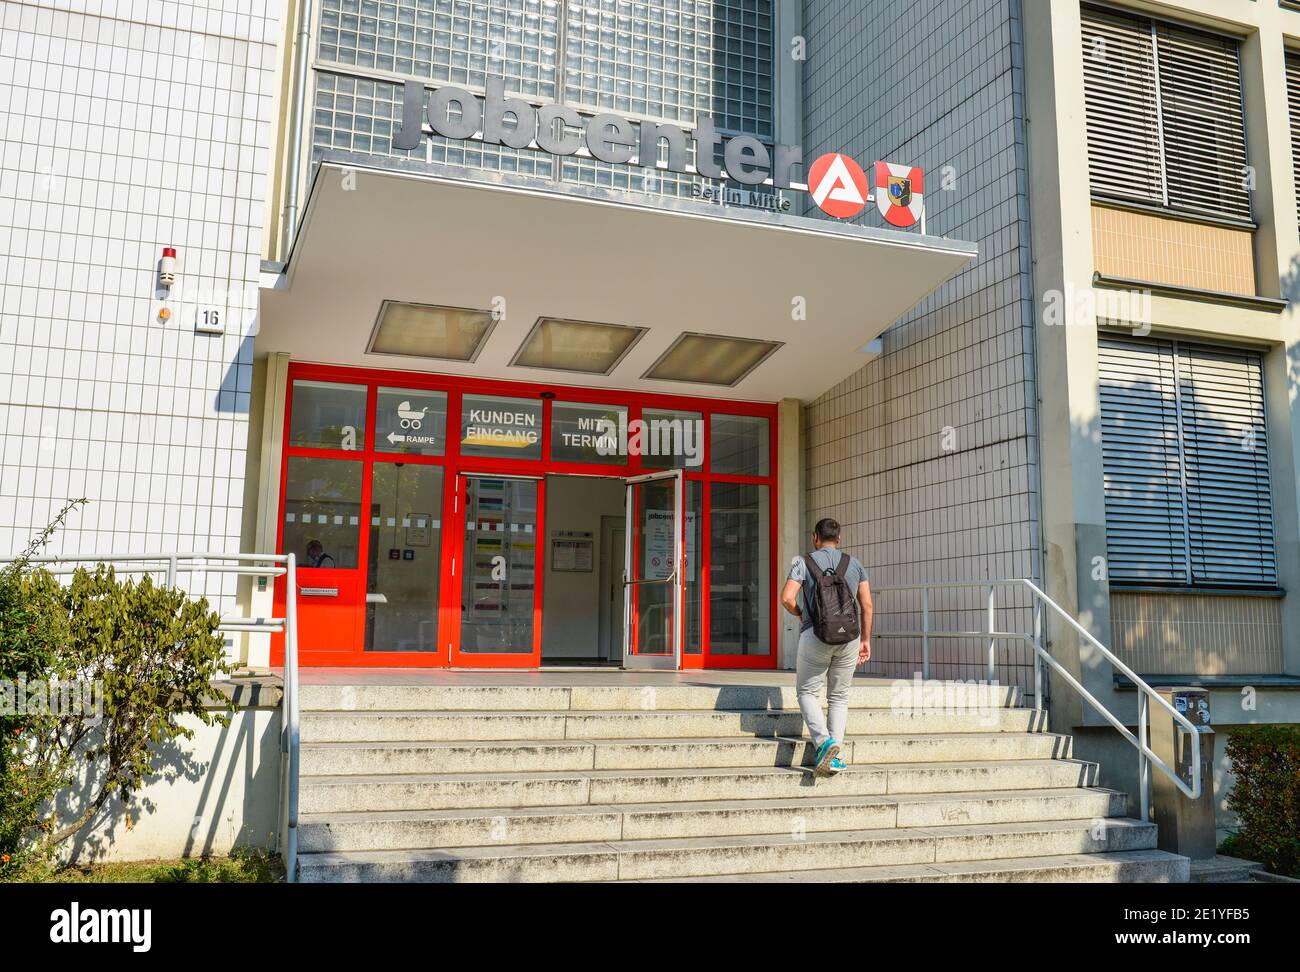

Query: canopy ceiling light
left=368, top=301, right=496, bottom=362
left=510, top=317, right=647, bottom=375
left=642, top=332, right=783, bottom=386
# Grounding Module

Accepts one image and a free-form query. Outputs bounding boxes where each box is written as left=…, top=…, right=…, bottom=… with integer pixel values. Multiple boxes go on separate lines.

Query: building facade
left=2, top=0, right=1300, bottom=843
left=247, top=0, right=973, bottom=674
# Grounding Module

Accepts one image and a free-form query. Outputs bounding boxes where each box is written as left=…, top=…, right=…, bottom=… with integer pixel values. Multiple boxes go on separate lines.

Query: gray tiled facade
left=800, top=0, right=1040, bottom=689
left=0, top=0, right=280, bottom=617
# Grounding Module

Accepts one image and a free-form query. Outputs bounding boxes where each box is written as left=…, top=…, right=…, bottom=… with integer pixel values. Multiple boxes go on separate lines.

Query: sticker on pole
left=874, top=161, right=925, bottom=228
left=808, top=153, right=869, bottom=219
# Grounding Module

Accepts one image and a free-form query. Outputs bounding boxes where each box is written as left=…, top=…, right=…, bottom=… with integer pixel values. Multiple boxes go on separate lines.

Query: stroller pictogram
left=397, top=401, right=428, bottom=431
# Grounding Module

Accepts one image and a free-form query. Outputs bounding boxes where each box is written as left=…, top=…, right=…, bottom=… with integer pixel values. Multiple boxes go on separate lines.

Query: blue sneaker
left=813, top=738, right=841, bottom=775
left=826, top=756, right=847, bottom=776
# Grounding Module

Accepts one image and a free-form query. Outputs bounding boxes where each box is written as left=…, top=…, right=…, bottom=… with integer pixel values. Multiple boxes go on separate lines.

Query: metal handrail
left=283, top=554, right=299, bottom=883
left=2, top=550, right=301, bottom=882
left=871, top=577, right=1201, bottom=820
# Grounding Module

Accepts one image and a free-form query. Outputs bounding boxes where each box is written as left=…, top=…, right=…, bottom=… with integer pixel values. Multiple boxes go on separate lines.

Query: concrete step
left=1188, top=855, right=1269, bottom=883
left=298, top=786, right=1128, bottom=852
left=299, top=731, right=1073, bottom=776
left=628, top=849, right=1191, bottom=883
left=295, top=817, right=1157, bottom=882
left=300, top=706, right=1047, bottom=743
left=299, top=680, right=1021, bottom=713
left=298, top=759, right=1098, bottom=814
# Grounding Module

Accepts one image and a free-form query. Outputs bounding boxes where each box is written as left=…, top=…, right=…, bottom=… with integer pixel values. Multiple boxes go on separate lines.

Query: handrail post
left=986, top=584, right=997, bottom=683
left=1138, top=691, right=1151, bottom=822
left=166, top=555, right=178, bottom=589
left=285, top=553, right=300, bottom=883
left=921, top=587, right=930, bottom=680
left=1189, top=722, right=1202, bottom=803
left=1032, top=596, right=1043, bottom=714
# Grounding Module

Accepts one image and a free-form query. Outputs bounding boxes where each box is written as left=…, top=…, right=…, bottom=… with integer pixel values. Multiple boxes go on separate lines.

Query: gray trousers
left=795, top=627, right=861, bottom=749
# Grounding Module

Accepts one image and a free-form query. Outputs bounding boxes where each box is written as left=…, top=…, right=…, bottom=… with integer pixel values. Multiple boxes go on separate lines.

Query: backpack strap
left=804, top=551, right=847, bottom=579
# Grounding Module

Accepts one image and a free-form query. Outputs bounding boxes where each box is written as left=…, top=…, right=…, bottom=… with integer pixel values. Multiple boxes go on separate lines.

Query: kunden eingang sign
left=391, top=77, right=926, bottom=227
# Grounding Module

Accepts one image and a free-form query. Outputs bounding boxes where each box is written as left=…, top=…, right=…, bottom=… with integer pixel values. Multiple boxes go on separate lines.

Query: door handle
left=299, top=586, right=339, bottom=597
left=624, top=571, right=677, bottom=587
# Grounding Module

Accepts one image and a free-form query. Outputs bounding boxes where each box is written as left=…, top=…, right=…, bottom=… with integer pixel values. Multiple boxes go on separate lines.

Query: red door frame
left=623, top=470, right=685, bottom=668
left=272, top=362, right=779, bottom=669
left=448, top=471, right=546, bottom=668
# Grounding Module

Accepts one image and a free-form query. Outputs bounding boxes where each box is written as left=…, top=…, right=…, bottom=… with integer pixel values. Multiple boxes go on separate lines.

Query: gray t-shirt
left=787, top=548, right=869, bottom=633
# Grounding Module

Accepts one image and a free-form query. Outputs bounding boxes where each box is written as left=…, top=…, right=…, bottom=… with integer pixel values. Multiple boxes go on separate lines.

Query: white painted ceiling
left=259, top=162, right=977, bottom=404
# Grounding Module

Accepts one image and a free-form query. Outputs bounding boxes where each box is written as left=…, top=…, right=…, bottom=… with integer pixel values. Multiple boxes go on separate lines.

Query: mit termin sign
left=393, top=77, right=924, bottom=227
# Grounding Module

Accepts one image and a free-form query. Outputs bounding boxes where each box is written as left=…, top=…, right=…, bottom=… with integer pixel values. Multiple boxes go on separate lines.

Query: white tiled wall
left=801, top=0, right=1041, bottom=691
left=0, top=0, right=281, bottom=611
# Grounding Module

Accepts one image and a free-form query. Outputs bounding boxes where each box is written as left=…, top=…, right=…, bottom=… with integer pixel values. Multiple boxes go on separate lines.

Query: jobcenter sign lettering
left=394, top=77, right=806, bottom=189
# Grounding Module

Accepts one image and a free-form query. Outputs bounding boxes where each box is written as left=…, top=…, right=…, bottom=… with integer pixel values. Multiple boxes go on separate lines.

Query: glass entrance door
left=364, top=462, right=445, bottom=656
left=623, top=470, right=684, bottom=670
left=451, top=474, right=543, bottom=666
left=279, top=455, right=366, bottom=660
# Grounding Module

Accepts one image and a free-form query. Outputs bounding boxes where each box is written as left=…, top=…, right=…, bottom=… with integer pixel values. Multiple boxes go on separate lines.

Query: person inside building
left=305, top=539, right=336, bottom=569
left=780, top=518, right=873, bottom=776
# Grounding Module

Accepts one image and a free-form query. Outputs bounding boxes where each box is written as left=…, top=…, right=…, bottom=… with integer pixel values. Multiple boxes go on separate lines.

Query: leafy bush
left=1, top=505, right=79, bottom=878
left=2, top=505, right=234, bottom=880
left=1223, top=725, right=1300, bottom=878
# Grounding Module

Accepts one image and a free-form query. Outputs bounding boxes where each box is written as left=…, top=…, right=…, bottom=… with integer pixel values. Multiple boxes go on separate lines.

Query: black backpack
left=804, top=552, right=861, bottom=645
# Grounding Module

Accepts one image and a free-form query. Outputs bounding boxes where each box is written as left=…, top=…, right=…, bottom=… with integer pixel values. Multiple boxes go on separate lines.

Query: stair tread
left=620, top=849, right=1189, bottom=883
left=297, top=817, right=1154, bottom=864
left=299, top=731, right=1067, bottom=750
left=298, top=785, right=1127, bottom=823
left=300, top=756, right=1093, bottom=786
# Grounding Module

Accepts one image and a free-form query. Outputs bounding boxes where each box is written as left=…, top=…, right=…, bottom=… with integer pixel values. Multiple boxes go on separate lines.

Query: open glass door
left=623, top=470, right=684, bottom=670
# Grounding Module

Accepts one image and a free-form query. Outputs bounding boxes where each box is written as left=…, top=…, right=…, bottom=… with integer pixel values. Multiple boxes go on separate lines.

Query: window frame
left=1098, top=333, right=1279, bottom=591
left=1286, top=48, right=1300, bottom=238
left=1080, top=3, right=1254, bottom=227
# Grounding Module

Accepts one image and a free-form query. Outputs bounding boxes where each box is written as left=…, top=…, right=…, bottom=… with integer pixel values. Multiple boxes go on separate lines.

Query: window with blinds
left=1288, top=50, right=1300, bottom=235
left=1099, top=335, right=1277, bottom=588
left=1081, top=5, right=1251, bottom=223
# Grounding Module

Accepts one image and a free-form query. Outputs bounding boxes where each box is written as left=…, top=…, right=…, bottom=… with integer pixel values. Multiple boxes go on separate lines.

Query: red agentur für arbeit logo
left=808, top=153, right=926, bottom=229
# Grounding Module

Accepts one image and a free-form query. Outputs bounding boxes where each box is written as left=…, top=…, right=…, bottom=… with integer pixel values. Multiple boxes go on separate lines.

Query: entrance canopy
left=260, top=157, right=977, bottom=403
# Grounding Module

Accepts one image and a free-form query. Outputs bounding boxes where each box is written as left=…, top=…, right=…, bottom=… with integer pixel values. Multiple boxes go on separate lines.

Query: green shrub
left=1223, top=724, right=1300, bottom=878
left=2, top=505, right=234, bottom=880
left=1, top=504, right=80, bottom=878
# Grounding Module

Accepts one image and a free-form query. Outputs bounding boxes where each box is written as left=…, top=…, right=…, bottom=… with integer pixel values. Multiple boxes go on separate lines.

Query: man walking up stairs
left=781, top=517, right=873, bottom=777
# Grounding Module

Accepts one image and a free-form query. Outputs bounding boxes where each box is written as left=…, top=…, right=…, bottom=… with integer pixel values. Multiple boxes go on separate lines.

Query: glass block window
left=428, top=132, right=555, bottom=176
left=561, top=0, right=773, bottom=137
left=311, top=72, right=555, bottom=177
left=317, top=0, right=561, bottom=100
left=309, top=0, right=775, bottom=198
left=561, top=125, right=701, bottom=198
left=312, top=72, right=423, bottom=163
